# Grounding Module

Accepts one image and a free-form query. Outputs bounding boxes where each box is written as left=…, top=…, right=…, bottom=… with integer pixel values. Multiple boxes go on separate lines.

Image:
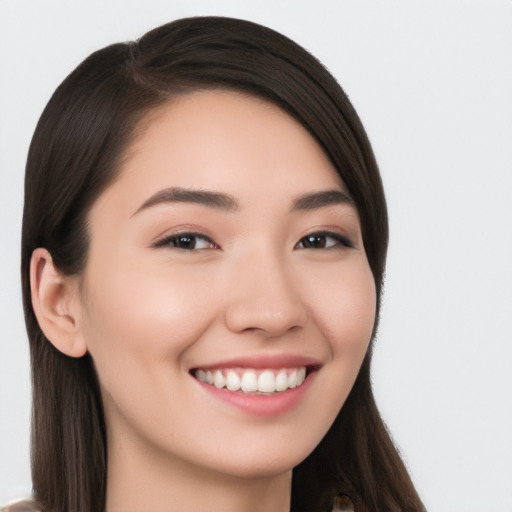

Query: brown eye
left=301, top=234, right=329, bottom=249
left=172, top=235, right=198, bottom=249
left=154, top=233, right=218, bottom=250
left=296, top=232, right=354, bottom=250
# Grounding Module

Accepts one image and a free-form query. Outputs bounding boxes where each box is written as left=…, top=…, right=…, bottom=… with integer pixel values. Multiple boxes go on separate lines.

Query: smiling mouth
left=192, top=367, right=309, bottom=394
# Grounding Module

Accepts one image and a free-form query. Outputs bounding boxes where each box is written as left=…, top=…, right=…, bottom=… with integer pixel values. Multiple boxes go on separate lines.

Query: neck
left=105, top=431, right=292, bottom=512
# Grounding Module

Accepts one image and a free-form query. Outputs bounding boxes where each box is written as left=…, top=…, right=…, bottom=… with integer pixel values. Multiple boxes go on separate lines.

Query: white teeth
left=226, top=370, right=241, bottom=391
left=258, top=370, right=276, bottom=393
left=275, top=370, right=288, bottom=392
left=195, top=367, right=308, bottom=394
left=240, top=370, right=258, bottom=393
left=288, top=369, right=298, bottom=389
left=214, top=370, right=226, bottom=389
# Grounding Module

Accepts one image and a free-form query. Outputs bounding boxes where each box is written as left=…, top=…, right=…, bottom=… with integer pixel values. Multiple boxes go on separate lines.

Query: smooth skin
left=31, top=91, right=376, bottom=512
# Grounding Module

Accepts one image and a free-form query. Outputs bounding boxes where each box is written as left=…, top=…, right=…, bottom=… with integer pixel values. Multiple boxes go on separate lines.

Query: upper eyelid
left=150, top=227, right=356, bottom=249
left=151, top=231, right=217, bottom=249
left=296, top=230, right=355, bottom=248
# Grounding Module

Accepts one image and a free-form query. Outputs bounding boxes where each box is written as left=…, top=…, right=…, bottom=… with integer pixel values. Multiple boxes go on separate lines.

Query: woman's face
left=76, top=90, right=376, bottom=479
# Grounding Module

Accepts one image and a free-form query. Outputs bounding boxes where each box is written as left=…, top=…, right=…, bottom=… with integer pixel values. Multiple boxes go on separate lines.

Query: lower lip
left=194, top=372, right=316, bottom=417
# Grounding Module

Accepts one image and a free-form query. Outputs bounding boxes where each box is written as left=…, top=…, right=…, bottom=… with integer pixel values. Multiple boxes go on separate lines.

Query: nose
left=224, top=249, right=307, bottom=337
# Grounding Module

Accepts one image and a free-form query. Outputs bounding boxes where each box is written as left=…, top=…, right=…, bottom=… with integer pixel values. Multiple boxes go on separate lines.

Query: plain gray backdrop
left=1, top=1, right=511, bottom=510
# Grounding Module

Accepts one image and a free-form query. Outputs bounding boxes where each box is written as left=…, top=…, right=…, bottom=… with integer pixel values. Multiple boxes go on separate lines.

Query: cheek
left=79, top=256, right=217, bottom=381
left=306, top=259, right=377, bottom=357
left=301, top=258, right=376, bottom=422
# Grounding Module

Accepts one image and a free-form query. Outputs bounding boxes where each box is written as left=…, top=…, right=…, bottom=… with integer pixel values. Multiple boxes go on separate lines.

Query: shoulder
left=1, top=498, right=41, bottom=512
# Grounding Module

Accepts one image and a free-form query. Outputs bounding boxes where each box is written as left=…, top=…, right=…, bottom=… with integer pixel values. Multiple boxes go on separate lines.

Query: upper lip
left=190, top=353, right=323, bottom=371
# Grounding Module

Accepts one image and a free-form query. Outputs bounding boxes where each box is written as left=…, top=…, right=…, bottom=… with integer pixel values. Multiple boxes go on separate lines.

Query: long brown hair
left=21, top=16, right=424, bottom=512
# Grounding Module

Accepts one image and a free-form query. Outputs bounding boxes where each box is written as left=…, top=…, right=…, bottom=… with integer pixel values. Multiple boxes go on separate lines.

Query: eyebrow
left=132, top=186, right=354, bottom=217
left=291, top=189, right=354, bottom=211
left=132, top=187, right=239, bottom=216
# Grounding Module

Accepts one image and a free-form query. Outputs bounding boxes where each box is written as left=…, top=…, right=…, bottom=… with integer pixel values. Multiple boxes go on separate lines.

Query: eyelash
left=153, top=230, right=354, bottom=251
left=294, top=231, right=355, bottom=250
left=153, top=232, right=218, bottom=250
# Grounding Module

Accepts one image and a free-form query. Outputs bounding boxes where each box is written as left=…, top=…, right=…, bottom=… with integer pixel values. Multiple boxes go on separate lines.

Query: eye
left=153, top=232, right=218, bottom=250
left=295, top=231, right=354, bottom=250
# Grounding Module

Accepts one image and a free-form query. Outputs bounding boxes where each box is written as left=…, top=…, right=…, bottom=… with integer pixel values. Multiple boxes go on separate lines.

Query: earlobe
left=30, top=248, right=87, bottom=358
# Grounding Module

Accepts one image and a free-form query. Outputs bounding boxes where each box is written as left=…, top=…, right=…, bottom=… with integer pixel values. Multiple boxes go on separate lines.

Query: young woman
left=20, top=16, right=425, bottom=512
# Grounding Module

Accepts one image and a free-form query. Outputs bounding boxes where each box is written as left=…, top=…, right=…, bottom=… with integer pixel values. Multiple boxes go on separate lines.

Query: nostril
left=224, top=297, right=307, bottom=337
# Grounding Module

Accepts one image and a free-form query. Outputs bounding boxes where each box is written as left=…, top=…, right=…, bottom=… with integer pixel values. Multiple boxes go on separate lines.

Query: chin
left=210, top=444, right=315, bottom=480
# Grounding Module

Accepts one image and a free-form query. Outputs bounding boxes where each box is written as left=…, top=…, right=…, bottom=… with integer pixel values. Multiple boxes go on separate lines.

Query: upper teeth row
left=195, top=368, right=307, bottom=394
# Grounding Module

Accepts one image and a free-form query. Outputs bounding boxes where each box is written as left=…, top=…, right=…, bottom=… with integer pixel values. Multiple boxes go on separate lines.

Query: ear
left=30, top=248, right=87, bottom=358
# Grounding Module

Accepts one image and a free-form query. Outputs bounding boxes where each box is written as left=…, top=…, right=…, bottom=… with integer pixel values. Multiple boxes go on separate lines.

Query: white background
left=1, top=1, right=511, bottom=510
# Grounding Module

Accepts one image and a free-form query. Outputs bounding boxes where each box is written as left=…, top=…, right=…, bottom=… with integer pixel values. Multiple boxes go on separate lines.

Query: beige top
left=0, top=499, right=41, bottom=512
left=332, top=494, right=356, bottom=511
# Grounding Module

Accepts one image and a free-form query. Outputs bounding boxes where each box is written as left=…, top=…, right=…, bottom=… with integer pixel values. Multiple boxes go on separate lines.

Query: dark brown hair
left=21, top=16, right=424, bottom=512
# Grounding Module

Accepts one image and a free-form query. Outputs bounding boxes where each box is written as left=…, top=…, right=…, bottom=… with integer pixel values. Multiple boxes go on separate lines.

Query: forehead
left=94, top=90, right=348, bottom=216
